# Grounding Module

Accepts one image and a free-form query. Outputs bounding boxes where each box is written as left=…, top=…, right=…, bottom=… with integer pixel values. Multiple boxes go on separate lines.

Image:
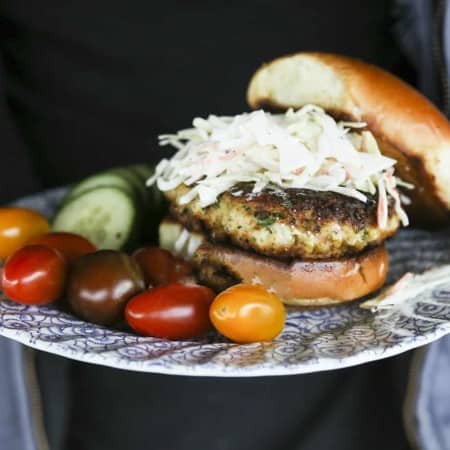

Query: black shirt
left=1, top=0, right=410, bottom=192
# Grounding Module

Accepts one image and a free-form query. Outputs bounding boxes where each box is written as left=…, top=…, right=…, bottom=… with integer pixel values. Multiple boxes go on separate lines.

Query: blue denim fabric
left=0, top=338, right=39, bottom=450
left=415, top=336, right=450, bottom=450
left=394, top=2, right=450, bottom=448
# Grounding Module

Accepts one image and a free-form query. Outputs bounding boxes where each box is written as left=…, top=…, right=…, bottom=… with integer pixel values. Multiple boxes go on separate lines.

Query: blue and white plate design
left=1, top=188, right=450, bottom=377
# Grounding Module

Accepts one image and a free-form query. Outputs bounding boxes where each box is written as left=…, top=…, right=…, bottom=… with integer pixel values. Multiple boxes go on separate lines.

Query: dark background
left=0, top=1, right=416, bottom=449
left=0, top=0, right=413, bottom=202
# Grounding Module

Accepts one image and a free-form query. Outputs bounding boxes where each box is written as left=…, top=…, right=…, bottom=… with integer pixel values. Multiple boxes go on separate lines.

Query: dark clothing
left=1, top=0, right=408, bottom=194
left=0, top=1, right=430, bottom=449
left=60, top=355, right=411, bottom=450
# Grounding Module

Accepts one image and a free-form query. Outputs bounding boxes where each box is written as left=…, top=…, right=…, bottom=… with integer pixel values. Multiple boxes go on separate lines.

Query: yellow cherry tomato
left=209, top=284, right=286, bottom=343
left=0, top=208, right=50, bottom=260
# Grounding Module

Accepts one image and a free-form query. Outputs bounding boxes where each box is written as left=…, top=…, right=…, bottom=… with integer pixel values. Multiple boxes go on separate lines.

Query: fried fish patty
left=165, top=183, right=400, bottom=259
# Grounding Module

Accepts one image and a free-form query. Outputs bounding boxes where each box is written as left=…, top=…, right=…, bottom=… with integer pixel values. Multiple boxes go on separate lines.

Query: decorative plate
left=1, top=189, right=450, bottom=377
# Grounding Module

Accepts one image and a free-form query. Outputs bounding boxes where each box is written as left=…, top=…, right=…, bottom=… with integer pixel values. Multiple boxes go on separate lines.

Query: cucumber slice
left=144, top=182, right=168, bottom=244
left=105, top=168, right=147, bottom=204
left=63, top=172, right=136, bottom=204
left=128, top=164, right=154, bottom=183
left=112, top=165, right=168, bottom=243
left=124, top=165, right=159, bottom=208
left=53, top=187, right=139, bottom=250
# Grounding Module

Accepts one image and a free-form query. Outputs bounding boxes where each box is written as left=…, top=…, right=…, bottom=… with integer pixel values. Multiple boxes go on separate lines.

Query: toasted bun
left=194, top=239, right=388, bottom=306
left=247, top=52, right=450, bottom=226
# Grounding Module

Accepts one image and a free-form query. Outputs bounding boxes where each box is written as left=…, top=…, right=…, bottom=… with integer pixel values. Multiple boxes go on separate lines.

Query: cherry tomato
left=27, top=232, right=96, bottom=262
left=209, top=284, right=286, bottom=343
left=172, top=257, right=193, bottom=281
left=2, top=245, right=67, bottom=305
left=132, top=246, right=193, bottom=286
left=125, top=282, right=215, bottom=339
left=66, top=250, right=145, bottom=325
left=0, top=208, right=50, bottom=260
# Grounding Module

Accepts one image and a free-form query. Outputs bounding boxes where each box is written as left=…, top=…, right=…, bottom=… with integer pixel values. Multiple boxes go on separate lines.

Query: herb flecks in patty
left=166, top=183, right=400, bottom=259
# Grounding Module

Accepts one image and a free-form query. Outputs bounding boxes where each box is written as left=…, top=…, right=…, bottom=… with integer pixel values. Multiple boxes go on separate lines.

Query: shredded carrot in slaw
left=149, top=105, right=411, bottom=229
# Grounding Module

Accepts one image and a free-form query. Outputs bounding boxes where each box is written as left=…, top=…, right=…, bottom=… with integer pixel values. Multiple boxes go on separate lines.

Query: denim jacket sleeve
left=394, top=1, right=450, bottom=449
left=0, top=338, right=49, bottom=450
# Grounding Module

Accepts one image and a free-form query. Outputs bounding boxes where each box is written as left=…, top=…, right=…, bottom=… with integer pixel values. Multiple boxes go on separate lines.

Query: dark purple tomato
left=66, top=250, right=145, bottom=325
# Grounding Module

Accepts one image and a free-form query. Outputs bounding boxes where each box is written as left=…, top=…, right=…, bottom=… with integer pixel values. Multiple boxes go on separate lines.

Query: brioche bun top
left=247, top=52, right=450, bottom=226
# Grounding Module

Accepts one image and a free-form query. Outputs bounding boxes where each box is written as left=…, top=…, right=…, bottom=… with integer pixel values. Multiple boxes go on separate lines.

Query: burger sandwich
left=149, top=53, right=450, bottom=306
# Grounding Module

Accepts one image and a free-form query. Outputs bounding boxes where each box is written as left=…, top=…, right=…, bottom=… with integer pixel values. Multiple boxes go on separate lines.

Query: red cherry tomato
left=0, top=208, right=50, bottom=260
left=125, top=282, right=215, bottom=339
left=172, top=257, right=194, bottom=281
left=2, top=245, right=67, bottom=305
left=132, top=247, right=193, bottom=286
left=27, top=232, right=96, bottom=262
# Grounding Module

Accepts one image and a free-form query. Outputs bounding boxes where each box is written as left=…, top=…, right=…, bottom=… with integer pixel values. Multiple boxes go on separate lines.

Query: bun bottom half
left=193, top=241, right=388, bottom=306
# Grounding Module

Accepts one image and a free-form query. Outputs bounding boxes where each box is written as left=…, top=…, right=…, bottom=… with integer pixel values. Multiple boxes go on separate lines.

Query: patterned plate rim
left=1, top=322, right=449, bottom=377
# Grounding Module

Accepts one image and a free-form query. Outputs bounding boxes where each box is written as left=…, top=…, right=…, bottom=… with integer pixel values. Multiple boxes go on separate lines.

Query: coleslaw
left=149, top=105, right=412, bottom=228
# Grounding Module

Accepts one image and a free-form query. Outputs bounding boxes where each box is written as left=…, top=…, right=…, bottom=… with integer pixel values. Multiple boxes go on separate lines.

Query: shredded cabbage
left=149, top=105, right=410, bottom=228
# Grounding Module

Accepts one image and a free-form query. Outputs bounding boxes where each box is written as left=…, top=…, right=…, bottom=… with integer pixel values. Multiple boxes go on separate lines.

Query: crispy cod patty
left=165, top=183, right=400, bottom=259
